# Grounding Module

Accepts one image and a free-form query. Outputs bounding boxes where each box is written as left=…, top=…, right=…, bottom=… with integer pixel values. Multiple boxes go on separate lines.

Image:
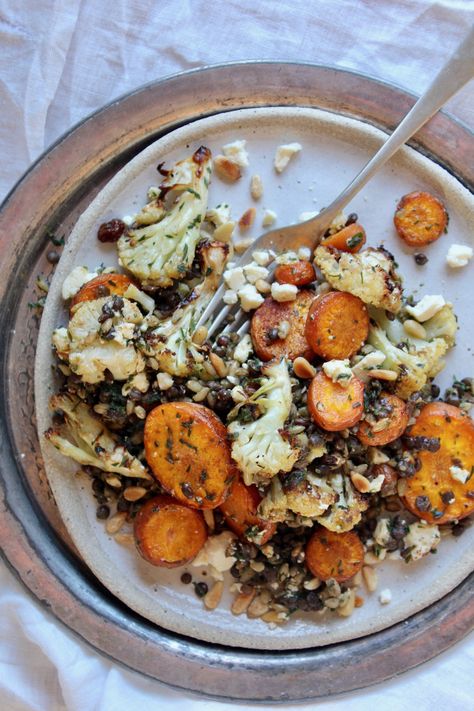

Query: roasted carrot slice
left=251, top=290, right=316, bottom=362
left=133, top=495, right=207, bottom=567
left=394, top=191, right=448, bottom=247
left=305, top=291, right=369, bottom=360
left=320, top=223, right=366, bottom=253
left=308, top=371, right=365, bottom=432
left=70, top=273, right=134, bottom=313
left=306, top=528, right=364, bottom=582
left=357, top=392, right=409, bottom=446
left=219, top=477, right=276, bottom=545
left=144, top=402, right=236, bottom=509
left=401, top=402, right=474, bottom=525
left=274, top=260, right=316, bottom=286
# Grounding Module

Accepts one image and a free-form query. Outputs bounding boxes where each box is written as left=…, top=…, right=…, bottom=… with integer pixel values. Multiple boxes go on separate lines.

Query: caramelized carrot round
left=357, top=392, right=409, bottom=446
left=308, top=371, right=365, bottom=432
left=401, top=402, right=474, bottom=525
left=274, top=260, right=316, bottom=286
left=306, top=528, right=364, bottom=582
left=70, top=273, right=133, bottom=313
left=144, top=402, right=236, bottom=509
left=320, top=223, right=366, bottom=253
left=251, top=290, right=316, bottom=361
left=133, top=495, right=207, bottom=567
left=219, top=477, right=276, bottom=545
left=305, top=291, right=369, bottom=360
left=394, top=191, right=448, bottom=247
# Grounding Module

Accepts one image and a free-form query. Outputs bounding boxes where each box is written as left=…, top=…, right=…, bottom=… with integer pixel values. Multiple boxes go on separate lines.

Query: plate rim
left=0, top=61, right=473, bottom=701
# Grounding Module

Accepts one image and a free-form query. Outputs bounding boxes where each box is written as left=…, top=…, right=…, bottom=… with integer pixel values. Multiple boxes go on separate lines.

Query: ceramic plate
left=35, top=106, right=474, bottom=650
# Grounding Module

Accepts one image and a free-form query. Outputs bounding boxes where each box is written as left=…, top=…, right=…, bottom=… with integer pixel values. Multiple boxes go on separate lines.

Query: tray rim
left=0, top=61, right=473, bottom=702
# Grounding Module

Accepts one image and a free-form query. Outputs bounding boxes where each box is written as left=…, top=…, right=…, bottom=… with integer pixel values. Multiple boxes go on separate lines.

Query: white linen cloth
left=0, top=1, right=472, bottom=709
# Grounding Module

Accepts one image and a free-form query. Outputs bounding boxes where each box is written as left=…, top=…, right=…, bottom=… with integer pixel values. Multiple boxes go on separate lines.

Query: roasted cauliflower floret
left=52, top=295, right=146, bottom=384
left=145, top=241, right=228, bottom=378
left=282, top=471, right=337, bottom=518
left=45, top=393, right=151, bottom=479
left=316, top=473, right=369, bottom=532
left=368, top=305, right=456, bottom=398
left=314, top=245, right=402, bottom=313
left=117, top=146, right=212, bottom=287
left=228, top=359, right=299, bottom=485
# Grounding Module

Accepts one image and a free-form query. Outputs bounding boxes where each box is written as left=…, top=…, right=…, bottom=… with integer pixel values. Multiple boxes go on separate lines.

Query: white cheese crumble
left=206, top=203, right=232, bottom=227
left=244, top=262, right=270, bottom=284
left=122, top=215, right=134, bottom=226
left=450, top=465, right=471, bottom=484
left=271, top=282, right=298, bottom=302
left=191, top=531, right=237, bottom=581
left=223, top=289, right=238, bottom=305
left=351, top=351, right=387, bottom=381
left=223, top=266, right=246, bottom=291
left=62, top=266, right=97, bottom=300
left=322, top=359, right=353, bottom=387
left=403, top=522, right=441, bottom=562
left=252, top=249, right=273, bottom=266
left=262, top=209, right=277, bottom=227
left=274, top=143, right=302, bottom=173
left=238, top=283, right=265, bottom=311
left=234, top=333, right=253, bottom=363
left=373, top=518, right=392, bottom=547
left=379, top=588, right=392, bottom=605
left=298, top=246, right=312, bottom=260
left=405, top=295, right=446, bottom=322
left=222, top=140, right=249, bottom=168
left=446, top=243, right=473, bottom=268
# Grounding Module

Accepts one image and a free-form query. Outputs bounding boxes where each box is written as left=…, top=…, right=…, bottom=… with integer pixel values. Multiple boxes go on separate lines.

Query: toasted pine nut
left=105, top=475, right=122, bottom=489
left=362, top=565, right=378, bottom=593
left=204, top=581, right=224, bottom=610
left=250, top=174, right=263, bottom=200
left=366, top=369, right=398, bottom=381
left=293, top=356, right=316, bottom=379
left=238, top=207, right=256, bottom=231
left=234, top=238, right=253, bottom=254
left=209, top=351, right=228, bottom=377
left=261, top=610, right=288, bottom=624
left=123, top=486, right=147, bottom=502
left=214, top=221, right=235, bottom=243
left=355, top=595, right=364, bottom=608
left=106, top=511, right=127, bottom=535
left=193, top=386, right=210, bottom=403
left=114, top=532, right=134, bottom=546
left=403, top=319, right=427, bottom=339
left=231, top=588, right=256, bottom=615
left=214, top=155, right=241, bottom=182
left=255, top=278, right=271, bottom=294
left=187, top=379, right=203, bottom=393
left=350, top=471, right=372, bottom=494
left=192, top=326, right=208, bottom=346
left=247, top=594, right=270, bottom=619
left=303, top=577, right=321, bottom=591
left=337, top=589, right=356, bottom=617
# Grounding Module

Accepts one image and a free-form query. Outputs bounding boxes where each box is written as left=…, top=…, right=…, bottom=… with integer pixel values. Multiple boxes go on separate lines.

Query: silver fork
left=197, top=26, right=474, bottom=339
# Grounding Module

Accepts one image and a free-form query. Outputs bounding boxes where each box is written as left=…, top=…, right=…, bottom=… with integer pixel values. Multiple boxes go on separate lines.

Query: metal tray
left=0, top=61, right=472, bottom=702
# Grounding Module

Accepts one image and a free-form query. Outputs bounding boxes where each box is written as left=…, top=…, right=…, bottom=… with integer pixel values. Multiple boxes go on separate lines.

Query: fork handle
left=317, top=25, right=474, bottom=226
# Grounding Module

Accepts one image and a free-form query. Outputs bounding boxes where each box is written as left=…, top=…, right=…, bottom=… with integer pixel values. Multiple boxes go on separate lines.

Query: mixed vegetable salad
left=44, top=143, right=474, bottom=623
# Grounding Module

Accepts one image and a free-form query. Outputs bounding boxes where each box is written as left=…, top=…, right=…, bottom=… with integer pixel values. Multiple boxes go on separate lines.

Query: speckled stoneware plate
left=35, top=106, right=474, bottom=650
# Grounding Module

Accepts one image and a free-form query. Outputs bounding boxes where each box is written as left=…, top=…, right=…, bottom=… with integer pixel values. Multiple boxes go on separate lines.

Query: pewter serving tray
left=0, top=62, right=473, bottom=701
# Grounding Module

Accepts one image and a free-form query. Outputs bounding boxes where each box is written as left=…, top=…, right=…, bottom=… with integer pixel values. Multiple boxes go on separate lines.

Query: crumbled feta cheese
left=206, top=203, right=232, bottom=227
left=450, top=465, right=471, bottom=484
left=252, top=249, right=272, bottom=266
left=368, top=474, right=385, bottom=493
left=62, top=266, right=97, bottom=300
left=271, top=282, right=298, bottom=302
left=446, top=244, right=473, bottom=268
left=275, top=251, right=298, bottom=265
left=379, top=588, right=392, bottom=605
left=322, top=359, right=353, bottom=387
left=213, top=221, right=235, bottom=243
left=328, top=211, right=347, bottom=233
left=122, top=215, right=134, bottom=226
left=238, top=283, right=265, bottom=311
left=369, top=448, right=390, bottom=465
left=298, top=246, right=312, bottom=261
left=405, top=295, right=446, bottom=322
left=191, top=531, right=237, bottom=581
left=222, top=140, right=249, bottom=168
left=351, top=351, right=387, bottom=381
left=262, top=209, right=277, bottom=227
left=373, top=518, right=392, bottom=547
left=299, top=210, right=319, bottom=222
left=234, top=333, right=253, bottom=363
left=403, top=522, right=440, bottom=562
left=224, top=266, right=246, bottom=291
left=274, top=143, right=302, bottom=173
left=122, top=371, right=149, bottom=396
left=222, top=289, right=239, bottom=306
left=250, top=174, right=263, bottom=200
left=243, top=262, right=270, bottom=284
left=223, top=289, right=238, bottom=305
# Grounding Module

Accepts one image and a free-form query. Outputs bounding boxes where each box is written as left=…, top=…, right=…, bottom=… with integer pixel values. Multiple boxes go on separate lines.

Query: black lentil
left=96, top=504, right=110, bottom=520
left=415, top=495, right=431, bottom=512
left=181, top=572, right=192, bottom=584
left=46, top=249, right=60, bottom=264
left=194, top=582, right=208, bottom=598
left=345, top=212, right=358, bottom=225
left=414, top=252, right=428, bottom=265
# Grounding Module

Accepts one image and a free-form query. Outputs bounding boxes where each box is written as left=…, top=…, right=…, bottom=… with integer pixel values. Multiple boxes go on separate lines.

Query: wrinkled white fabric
left=0, top=1, right=473, bottom=709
